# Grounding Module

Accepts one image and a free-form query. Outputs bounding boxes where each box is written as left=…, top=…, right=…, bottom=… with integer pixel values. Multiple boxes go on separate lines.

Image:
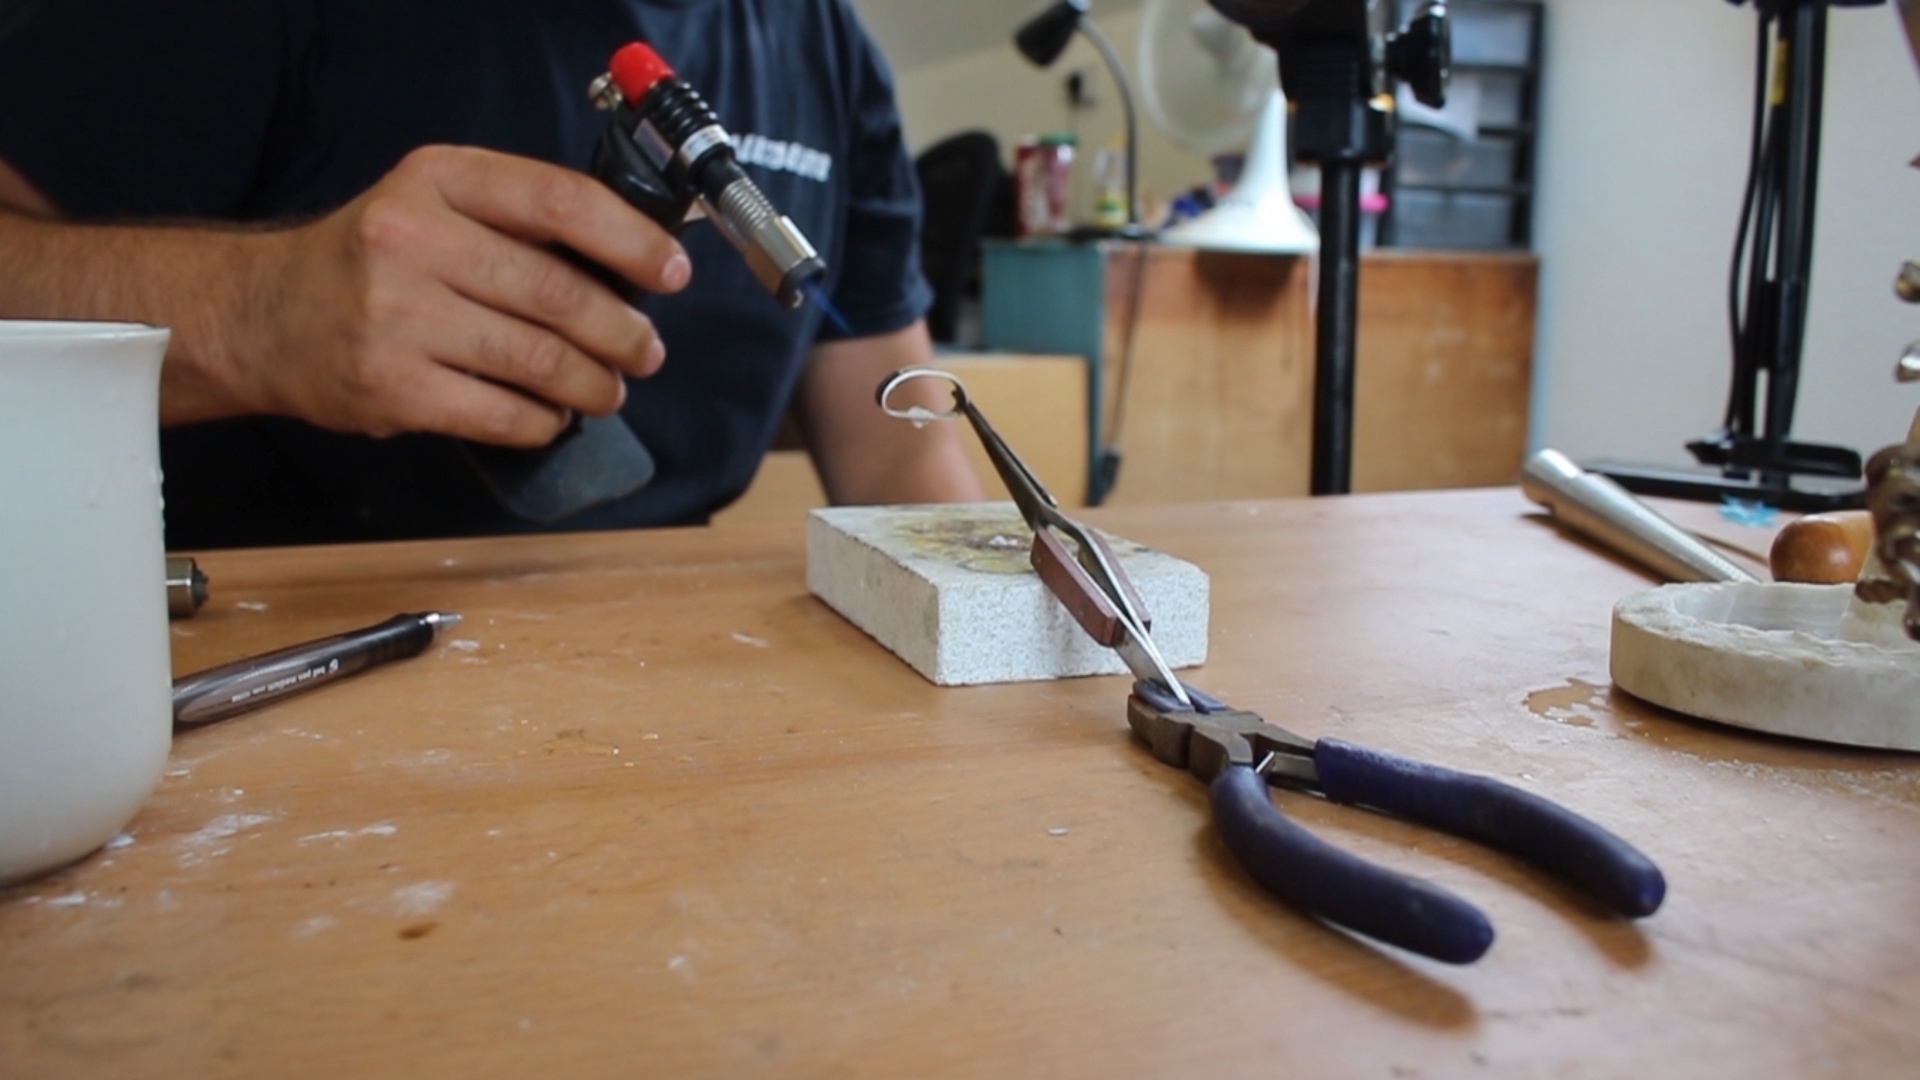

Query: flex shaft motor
left=465, top=42, right=830, bottom=522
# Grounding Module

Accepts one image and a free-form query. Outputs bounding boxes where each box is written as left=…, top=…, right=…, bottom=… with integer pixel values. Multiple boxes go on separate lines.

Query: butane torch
left=464, top=41, right=830, bottom=522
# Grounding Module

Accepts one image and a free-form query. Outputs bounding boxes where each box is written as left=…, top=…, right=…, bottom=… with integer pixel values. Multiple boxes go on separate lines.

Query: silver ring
left=875, top=366, right=968, bottom=425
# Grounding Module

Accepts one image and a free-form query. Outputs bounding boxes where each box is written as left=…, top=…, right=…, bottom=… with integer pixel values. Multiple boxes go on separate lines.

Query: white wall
left=864, top=0, right=1920, bottom=468
left=853, top=0, right=1081, bottom=70
left=1532, top=0, right=1920, bottom=466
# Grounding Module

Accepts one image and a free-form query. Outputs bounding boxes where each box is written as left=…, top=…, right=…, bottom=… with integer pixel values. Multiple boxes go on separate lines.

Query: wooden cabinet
left=1063, top=245, right=1538, bottom=504
left=1348, top=250, right=1538, bottom=493
left=1091, top=246, right=1315, bottom=504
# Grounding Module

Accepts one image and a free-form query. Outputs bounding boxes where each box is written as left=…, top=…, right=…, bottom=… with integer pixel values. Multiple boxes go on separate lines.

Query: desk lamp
left=1014, top=0, right=1150, bottom=238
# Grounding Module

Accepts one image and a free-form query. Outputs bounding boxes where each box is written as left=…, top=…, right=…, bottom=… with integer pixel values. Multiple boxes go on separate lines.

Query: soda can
left=1015, top=135, right=1075, bottom=236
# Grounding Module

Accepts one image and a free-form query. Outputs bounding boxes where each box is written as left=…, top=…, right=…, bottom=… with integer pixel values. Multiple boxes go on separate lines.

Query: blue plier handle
left=1129, top=680, right=1666, bottom=964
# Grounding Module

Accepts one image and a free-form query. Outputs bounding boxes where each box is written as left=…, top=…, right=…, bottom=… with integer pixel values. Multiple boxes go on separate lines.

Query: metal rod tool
left=1521, top=449, right=1757, bottom=583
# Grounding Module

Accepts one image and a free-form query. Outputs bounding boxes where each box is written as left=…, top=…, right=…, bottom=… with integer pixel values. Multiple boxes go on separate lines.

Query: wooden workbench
left=3, top=490, right=1916, bottom=1077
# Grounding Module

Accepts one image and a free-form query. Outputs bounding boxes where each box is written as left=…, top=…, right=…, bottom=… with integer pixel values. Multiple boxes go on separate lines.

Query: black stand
left=1255, top=5, right=1390, bottom=495
left=1592, top=0, right=1877, bottom=511
left=1310, top=159, right=1366, bottom=494
left=1240, top=0, right=1447, bottom=495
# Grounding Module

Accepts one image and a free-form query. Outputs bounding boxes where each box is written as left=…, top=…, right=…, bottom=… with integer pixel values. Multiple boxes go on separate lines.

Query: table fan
left=1137, top=0, right=1318, bottom=253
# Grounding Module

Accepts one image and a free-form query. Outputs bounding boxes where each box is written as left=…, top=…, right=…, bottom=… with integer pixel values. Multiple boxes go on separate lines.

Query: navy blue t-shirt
left=0, top=0, right=932, bottom=547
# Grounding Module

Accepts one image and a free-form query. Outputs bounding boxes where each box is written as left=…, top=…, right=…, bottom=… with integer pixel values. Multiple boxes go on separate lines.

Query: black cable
left=1724, top=10, right=1772, bottom=433
left=1740, top=71, right=1785, bottom=441
left=1090, top=237, right=1151, bottom=505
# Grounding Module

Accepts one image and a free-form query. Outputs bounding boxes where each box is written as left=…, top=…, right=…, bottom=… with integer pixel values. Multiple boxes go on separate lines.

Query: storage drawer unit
left=1382, top=0, right=1541, bottom=251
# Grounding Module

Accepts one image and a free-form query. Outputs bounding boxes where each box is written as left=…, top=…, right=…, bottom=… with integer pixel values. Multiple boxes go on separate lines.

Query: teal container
left=979, top=238, right=1109, bottom=501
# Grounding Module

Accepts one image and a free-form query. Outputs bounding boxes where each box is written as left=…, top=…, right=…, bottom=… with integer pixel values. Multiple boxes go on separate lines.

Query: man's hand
left=244, top=146, right=691, bottom=445
left=0, top=146, right=691, bottom=446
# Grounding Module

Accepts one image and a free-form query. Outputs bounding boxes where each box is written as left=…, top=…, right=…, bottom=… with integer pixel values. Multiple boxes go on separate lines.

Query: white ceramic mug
left=0, top=320, right=172, bottom=884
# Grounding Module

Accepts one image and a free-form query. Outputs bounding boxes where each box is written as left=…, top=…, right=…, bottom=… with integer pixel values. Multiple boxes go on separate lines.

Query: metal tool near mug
left=166, top=556, right=208, bottom=619
left=463, top=41, right=831, bottom=523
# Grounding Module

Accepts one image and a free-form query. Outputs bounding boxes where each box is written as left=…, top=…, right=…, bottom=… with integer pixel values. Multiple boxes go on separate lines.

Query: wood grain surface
left=1352, top=252, right=1538, bottom=494
left=1099, top=245, right=1316, bottom=504
left=1095, top=248, right=1536, bottom=505
left=3, top=490, right=1916, bottom=1078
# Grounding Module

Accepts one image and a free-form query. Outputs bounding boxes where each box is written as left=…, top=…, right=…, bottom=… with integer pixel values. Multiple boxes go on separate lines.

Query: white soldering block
left=807, top=503, right=1209, bottom=687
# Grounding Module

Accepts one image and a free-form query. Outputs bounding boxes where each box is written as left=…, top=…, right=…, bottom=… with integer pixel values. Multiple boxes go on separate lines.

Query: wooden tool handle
left=1030, top=527, right=1122, bottom=646
left=1769, top=510, right=1875, bottom=584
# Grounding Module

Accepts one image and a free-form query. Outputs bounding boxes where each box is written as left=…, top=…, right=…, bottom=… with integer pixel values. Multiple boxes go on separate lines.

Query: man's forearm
left=0, top=206, right=288, bottom=424
left=0, top=146, right=692, bottom=446
left=798, top=321, right=985, bottom=505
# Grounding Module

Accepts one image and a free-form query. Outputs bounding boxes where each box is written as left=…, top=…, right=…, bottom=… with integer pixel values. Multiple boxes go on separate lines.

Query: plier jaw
left=1125, top=688, right=1319, bottom=788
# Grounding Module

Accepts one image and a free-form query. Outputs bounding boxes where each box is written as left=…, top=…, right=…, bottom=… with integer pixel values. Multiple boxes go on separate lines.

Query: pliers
left=1125, top=680, right=1665, bottom=963
left=878, top=367, right=1668, bottom=964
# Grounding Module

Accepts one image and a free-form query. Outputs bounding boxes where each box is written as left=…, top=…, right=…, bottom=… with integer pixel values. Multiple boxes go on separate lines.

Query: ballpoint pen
left=172, top=612, right=462, bottom=727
